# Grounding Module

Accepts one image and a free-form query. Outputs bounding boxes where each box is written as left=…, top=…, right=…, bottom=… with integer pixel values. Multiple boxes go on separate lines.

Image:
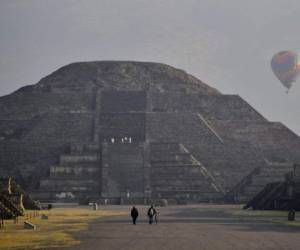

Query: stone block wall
left=150, top=142, right=222, bottom=202
left=0, top=140, right=66, bottom=189
left=211, top=120, right=300, bottom=162
left=22, top=112, right=94, bottom=143
left=149, top=92, right=265, bottom=121
left=49, top=165, right=99, bottom=178
left=99, top=113, right=146, bottom=142
left=0, top=111, right=95, bottom=191
left=146, top=112, right=221, bottom=144
left=199, top=95, right=264, bottom=121
left=101, top=91, right=147, bottom=112
left=0, top=120, right=36, bottom=141
left=186, top=140, right=266, bottom=192
left=146, top=111, right=267, bottom=192
left=37, top=142, right=101, bottom=202
left=101, top=142, right=145, bottom=198
left=0, top=92, right=94, bottom=119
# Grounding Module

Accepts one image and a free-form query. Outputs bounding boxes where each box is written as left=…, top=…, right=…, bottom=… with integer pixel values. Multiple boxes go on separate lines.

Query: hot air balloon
left=271, top=51, right=300, bottom=93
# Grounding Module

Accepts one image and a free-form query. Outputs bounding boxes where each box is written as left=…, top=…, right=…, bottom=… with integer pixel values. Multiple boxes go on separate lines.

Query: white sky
left=0, top=0, right=300, bottom=135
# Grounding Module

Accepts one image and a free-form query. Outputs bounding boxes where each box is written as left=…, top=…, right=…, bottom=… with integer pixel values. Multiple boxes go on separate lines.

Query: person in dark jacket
left=147, top=205, right=157, bottom=224
left=131, top=206, right=139, bottom=225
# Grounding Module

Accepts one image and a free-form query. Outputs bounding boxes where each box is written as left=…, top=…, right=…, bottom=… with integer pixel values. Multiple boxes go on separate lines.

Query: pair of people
left=130, top=205, right=158, bottom=225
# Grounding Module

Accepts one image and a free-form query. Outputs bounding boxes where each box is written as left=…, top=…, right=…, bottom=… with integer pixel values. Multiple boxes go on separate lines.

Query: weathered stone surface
left=24, top=220, right=36, bottom=230
left=31, top=61, right=220, bottom=95
left=244, top=164, right=300, bottom=210
left=0, top=61, right=299, bottom=203
left=0, top=177, right=27, bottom=219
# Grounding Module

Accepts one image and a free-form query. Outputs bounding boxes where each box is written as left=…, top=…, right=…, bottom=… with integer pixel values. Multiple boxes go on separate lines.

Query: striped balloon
left=271, top=51, right=300, bottom=91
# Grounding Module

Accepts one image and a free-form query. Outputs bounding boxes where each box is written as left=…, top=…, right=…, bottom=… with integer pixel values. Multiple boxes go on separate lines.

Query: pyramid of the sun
left=0, top=61, right=299, bottom=203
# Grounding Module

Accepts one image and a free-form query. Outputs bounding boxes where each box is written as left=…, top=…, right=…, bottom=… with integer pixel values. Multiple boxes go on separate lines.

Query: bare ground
left=56, top=205, right=300, bottom=250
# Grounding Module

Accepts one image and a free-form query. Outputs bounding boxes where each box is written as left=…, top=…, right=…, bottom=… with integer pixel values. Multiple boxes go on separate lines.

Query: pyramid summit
left=0, top=61, right=299, bottom=203
left=20, top=61, right=220, bottom=95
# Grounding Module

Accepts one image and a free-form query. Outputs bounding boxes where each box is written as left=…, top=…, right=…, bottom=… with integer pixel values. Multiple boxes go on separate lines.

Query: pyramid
left=0, top=61, right=299, bottom=203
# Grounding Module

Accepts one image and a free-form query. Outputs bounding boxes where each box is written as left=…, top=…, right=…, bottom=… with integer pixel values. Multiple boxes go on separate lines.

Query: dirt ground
left=57, top=205, right=300, bottom=250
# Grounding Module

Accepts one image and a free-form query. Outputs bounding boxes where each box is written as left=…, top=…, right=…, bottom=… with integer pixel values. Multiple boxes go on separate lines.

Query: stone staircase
left=0, top=177, right=25, bottom=219
left=244, top=164, right=300, bottom=210
left=150, top=142, right=223, bottom=203
left=0, top=194, right=24, bottom=218
left=226, top=161, right=294, bottom=203
left=244, top=182, right=285, bottom=210
left=38, top=142, right=101, bottom=202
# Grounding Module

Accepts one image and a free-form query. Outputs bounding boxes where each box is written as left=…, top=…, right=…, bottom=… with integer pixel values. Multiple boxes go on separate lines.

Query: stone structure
left=244, top=164, right=300, bottom=210
left=39, top=143, right=101, bottom=202
left=24, top=220, right=36, bottom=230
left=0, top=177, right=25, bottom=219
left=0, top=61, right=300, bottom=203
left=225, top=161, right=294, bottom=202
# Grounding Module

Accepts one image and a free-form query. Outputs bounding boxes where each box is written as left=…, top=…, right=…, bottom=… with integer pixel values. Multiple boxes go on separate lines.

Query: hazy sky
left=0, top=0, right=300, bottom=134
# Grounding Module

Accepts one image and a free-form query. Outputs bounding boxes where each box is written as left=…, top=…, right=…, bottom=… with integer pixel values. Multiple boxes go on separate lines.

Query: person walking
left=154, top=210, right=159, bottom=224
left=147, top=205, right=157, bottom=224
left=131, top=206, right=139, bottom=225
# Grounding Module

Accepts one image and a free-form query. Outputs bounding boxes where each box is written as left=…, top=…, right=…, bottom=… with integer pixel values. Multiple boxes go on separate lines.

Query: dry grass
left=0, top=207, right=126, bottom=249
left=273, top=220, right=300, bottom=227
left=227, top=208, right=288, bottom=218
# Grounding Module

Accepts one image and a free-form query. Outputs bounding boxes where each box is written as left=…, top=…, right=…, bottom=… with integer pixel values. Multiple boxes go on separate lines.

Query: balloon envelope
left=271, top=51, right=300, bottom=90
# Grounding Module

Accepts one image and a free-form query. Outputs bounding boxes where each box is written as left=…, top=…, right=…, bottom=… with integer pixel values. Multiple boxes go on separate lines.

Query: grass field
left=0, top=207, right=126, bottom=250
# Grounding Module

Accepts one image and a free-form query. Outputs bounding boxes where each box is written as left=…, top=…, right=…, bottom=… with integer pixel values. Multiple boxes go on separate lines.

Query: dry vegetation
left=0, top=207, right=126, bottom=249
left=226, top=206, right=288, bottom=218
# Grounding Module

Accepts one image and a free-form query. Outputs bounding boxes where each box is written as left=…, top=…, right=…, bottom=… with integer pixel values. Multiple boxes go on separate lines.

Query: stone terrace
left=37, top=143, right=101, bottom=202
left=150, top=142, right=223, bottom=202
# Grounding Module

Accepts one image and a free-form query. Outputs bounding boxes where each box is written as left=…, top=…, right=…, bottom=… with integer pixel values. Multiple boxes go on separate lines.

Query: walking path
left=59, top=205, right=300, bottom=250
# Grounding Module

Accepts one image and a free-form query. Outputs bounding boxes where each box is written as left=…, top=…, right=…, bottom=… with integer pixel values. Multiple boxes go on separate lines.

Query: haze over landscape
left=0, top=0, right=299, bottom=134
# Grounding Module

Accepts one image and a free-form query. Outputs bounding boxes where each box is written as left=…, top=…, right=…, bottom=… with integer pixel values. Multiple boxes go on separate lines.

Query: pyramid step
left=60, top=155, right=100, bottom=164
left=151, top=163, right=200, bottom=168
left=70, top=143, right=100, bottom=154
left=50, top=165, right=99, bottom=176
left=150, top=153, right=192, bottom=162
